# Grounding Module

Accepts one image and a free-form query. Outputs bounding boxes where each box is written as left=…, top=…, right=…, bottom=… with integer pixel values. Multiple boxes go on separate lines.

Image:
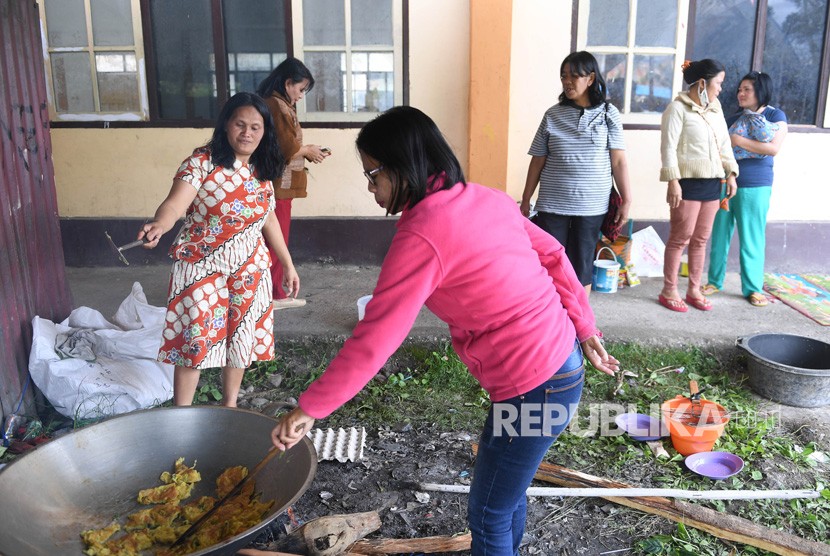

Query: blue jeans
left=468, top=342, right=585, bottom=555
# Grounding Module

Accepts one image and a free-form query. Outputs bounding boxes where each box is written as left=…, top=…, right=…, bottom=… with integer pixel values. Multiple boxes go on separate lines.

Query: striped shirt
left=528, top=102, right=626, bottom=216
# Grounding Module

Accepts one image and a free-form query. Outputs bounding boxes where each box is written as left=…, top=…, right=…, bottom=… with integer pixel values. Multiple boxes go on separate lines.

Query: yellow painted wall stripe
left=468, top=0, right=512, bottom=191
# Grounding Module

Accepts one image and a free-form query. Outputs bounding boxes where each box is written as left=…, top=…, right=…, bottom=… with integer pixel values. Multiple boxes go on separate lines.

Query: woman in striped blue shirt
left=521, top=51, right=632, bottom=294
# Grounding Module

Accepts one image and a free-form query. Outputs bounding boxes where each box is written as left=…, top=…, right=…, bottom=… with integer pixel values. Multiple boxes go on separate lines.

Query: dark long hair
left=682, top=59, right=726, bottom=85
left=256, top=57, right=315, bottom=98
left=558, top=51, right=607, bottom=107
left=356, top=106, right=466, bottom=215
left=207, top=92, right=283, bottom=181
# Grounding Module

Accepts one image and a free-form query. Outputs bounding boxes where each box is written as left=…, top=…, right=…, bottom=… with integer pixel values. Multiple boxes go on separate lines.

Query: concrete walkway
left=66, top=262, right=828, bottom=348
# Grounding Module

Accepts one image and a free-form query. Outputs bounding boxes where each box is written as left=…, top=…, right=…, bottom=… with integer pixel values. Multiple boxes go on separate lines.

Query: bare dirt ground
left=244, top=422, right=645, bottom=555
left=234, top=342, right=830, bottom=556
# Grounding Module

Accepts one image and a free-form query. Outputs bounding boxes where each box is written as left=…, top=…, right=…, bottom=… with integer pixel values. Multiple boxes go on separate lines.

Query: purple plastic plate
left=615, top=413, right=669, bottom=441
left=684, top=451, right=744, bottom=480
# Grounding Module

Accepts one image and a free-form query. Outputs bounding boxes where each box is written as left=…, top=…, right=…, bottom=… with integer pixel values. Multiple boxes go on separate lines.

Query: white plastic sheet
left=29, top=282, right=173, bottom=419
left=629, top=226, right=666, bottom=277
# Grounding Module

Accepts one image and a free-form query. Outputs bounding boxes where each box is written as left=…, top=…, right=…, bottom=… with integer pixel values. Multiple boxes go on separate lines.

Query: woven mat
left=763, top=274, right=830, bottom=326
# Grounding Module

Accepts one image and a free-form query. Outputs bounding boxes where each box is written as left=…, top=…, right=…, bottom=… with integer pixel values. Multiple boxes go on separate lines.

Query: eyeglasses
left=363, top=165, right=384, bottom=185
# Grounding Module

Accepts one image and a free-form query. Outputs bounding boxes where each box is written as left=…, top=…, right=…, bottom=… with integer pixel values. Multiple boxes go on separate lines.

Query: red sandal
left=658, top=294, right=688, bottom=313
left=685, top=294, right=712, bottom=311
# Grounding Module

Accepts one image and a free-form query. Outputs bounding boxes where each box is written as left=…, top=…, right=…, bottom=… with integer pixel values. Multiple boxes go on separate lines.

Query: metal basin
left=0, top=406, right=317, bottom=555
left=736, top=333, right=830, bottom=407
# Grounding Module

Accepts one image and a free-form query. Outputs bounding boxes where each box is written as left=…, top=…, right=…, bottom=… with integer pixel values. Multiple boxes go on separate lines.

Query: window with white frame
left=40, top=0, right=405, bottom=125
left=40, top=0, right=147, bottom=121
left=577, top=0, right=830, bottom=127
left=292, top=0, right=403, bottom=122
left=577, top=0, right=689, bottom=124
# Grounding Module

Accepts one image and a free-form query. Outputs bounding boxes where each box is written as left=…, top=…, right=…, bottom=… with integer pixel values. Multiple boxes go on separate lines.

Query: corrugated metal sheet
left=0, top=1, right=72, bottom=422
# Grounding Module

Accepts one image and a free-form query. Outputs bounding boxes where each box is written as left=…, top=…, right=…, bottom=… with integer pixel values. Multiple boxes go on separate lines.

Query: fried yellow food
left=165, top=492, right=274, bottom=556
left=215, top=465, right=247, bottom=498
left=80, top=458, right=273, bottom=556
left=161, top=458, right=201, bottom=486
left=81, top=521, right=121, bottom=547
left=83, top=529, right=153, bottom=556
left=179, top=495, right=216, bottom=523
left=137, top=459, right=200, bottom=505
left=124, top=503, right=181, bottom=530
left=136, top=482, right=195, bottom=505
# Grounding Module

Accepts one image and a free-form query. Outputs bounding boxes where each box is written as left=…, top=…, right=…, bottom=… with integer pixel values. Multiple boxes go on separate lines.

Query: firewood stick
left=466, top=444, right=830, bottom=555
left=348, top=533, right=472, bottom=554
left=532, top=460, right=830, bottom=556
left=417, top=482, right=821, bottom=500
left=236, top=550, right=302, bottom=556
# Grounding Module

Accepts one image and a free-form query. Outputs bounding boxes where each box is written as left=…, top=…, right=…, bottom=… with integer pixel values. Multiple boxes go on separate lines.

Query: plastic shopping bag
left=629, top=226, right=665, bottom=277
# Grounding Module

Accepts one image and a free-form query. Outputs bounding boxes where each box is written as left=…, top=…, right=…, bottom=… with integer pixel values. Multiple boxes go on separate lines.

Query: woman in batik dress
left=140, top=92, right=299, bottom=406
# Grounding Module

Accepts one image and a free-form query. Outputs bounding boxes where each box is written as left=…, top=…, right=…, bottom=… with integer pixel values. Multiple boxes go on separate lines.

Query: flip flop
left=658, top=294, right=688, bottom=313
left=700, top=284, right=720, bottom=296
left=685, top=294, right=713, bottom=311
left=748, top=292, right=768, bottom=307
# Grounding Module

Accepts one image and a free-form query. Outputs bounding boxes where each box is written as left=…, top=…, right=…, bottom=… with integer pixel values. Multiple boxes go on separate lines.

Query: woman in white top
left=658, top=59, right=738, bottom=313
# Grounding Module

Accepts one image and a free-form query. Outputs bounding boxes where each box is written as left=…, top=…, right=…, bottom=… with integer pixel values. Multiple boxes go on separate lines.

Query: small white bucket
left=357, top=295, right=373, bottom=321
left=592, top=247, right=620, bottom=294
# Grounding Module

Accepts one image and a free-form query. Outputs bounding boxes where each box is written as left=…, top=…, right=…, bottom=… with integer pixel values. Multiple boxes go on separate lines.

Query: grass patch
left=6, top=338, right=826, bottom=555
left=263, top=339, right=829, bottom=554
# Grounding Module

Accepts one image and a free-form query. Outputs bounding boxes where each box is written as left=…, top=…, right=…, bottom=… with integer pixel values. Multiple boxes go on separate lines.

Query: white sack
left=629, top=226, right=665, bottom=277
left=29, top=282, right=173, bottom=420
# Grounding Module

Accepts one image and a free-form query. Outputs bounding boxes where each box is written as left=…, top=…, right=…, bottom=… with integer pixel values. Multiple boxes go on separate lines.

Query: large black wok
left=0, top=406, right=316, bottom=555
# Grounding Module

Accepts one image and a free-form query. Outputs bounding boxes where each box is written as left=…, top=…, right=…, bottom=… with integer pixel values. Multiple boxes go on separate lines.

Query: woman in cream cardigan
left=658, top=59, right=738, bottom=313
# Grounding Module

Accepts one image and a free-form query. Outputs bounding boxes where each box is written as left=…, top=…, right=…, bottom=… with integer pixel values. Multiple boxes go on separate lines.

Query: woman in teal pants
left=705, top=71, right=787, bottom=307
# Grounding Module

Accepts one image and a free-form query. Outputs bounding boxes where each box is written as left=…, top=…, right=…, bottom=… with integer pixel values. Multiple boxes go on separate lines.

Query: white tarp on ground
left=29, top=282, right=173, bottom=420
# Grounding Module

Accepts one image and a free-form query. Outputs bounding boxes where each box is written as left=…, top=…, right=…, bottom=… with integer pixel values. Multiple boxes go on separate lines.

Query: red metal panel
left=0, top=1, right=72, bottom=422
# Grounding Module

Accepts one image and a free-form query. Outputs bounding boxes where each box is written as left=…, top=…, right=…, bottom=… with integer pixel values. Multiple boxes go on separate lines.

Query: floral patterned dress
left=157, top=148, right=276, bottom=370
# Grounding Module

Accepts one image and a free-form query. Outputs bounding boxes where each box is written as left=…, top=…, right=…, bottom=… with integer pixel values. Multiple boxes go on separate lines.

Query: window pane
left=690, top=0, right=754, bottom=118
left=352, top=52, right=368, bottom=72
left=762, top=0, right=828, bottom=124
left=90, top=0, right=133, bottom=46
left=635, top=0, right=676, bottom=47
left=586, top=0, right=629, bottom=47
left=44, top=0, right=88, bottom=47
left=97, top=53, right=140, bottom=111
left=630, top=54, right=673, bottom=113
left=51, top=53, right=94, bottom=112
left=303, top=0, right=346, bottom=45
left=352, top=0, right=392, bottom=45
left=351, top=52, right=394, bottom=112
left=357, top=72, right=393, bottom=112
left=595, top=53, right=627, bottom=110
left=150, top=0, right=217, bottom=120
left=223, top=0, right=289, bottom=94
left=304, top=51, right=345, bottom=111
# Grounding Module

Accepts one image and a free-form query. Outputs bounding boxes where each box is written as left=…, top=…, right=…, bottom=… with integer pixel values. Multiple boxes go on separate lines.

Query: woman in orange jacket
left=257, top=58, right=330, bottom=309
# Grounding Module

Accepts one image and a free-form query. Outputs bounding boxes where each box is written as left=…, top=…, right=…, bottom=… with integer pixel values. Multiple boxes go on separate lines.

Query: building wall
left=51, top=0, right=471, bottom=220
left=504, top=1, right=830, bottom=223
left=52, top=1, right=828, bottom=271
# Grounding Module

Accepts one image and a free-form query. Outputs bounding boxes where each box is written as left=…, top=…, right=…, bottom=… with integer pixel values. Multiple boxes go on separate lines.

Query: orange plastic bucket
left=661, top=395, right=729, bottom=456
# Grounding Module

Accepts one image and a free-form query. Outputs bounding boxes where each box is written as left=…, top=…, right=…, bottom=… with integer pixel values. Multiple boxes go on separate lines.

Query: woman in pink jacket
left=272, top=106, right=618, bottom=555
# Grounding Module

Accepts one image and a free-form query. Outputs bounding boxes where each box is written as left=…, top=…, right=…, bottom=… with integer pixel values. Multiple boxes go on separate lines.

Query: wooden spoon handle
left=689, top=380, right=699, bottom=396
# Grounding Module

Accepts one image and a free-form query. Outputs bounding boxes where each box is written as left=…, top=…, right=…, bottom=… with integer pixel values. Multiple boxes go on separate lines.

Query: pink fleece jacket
left=298, top=180, right=599, bottom=418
